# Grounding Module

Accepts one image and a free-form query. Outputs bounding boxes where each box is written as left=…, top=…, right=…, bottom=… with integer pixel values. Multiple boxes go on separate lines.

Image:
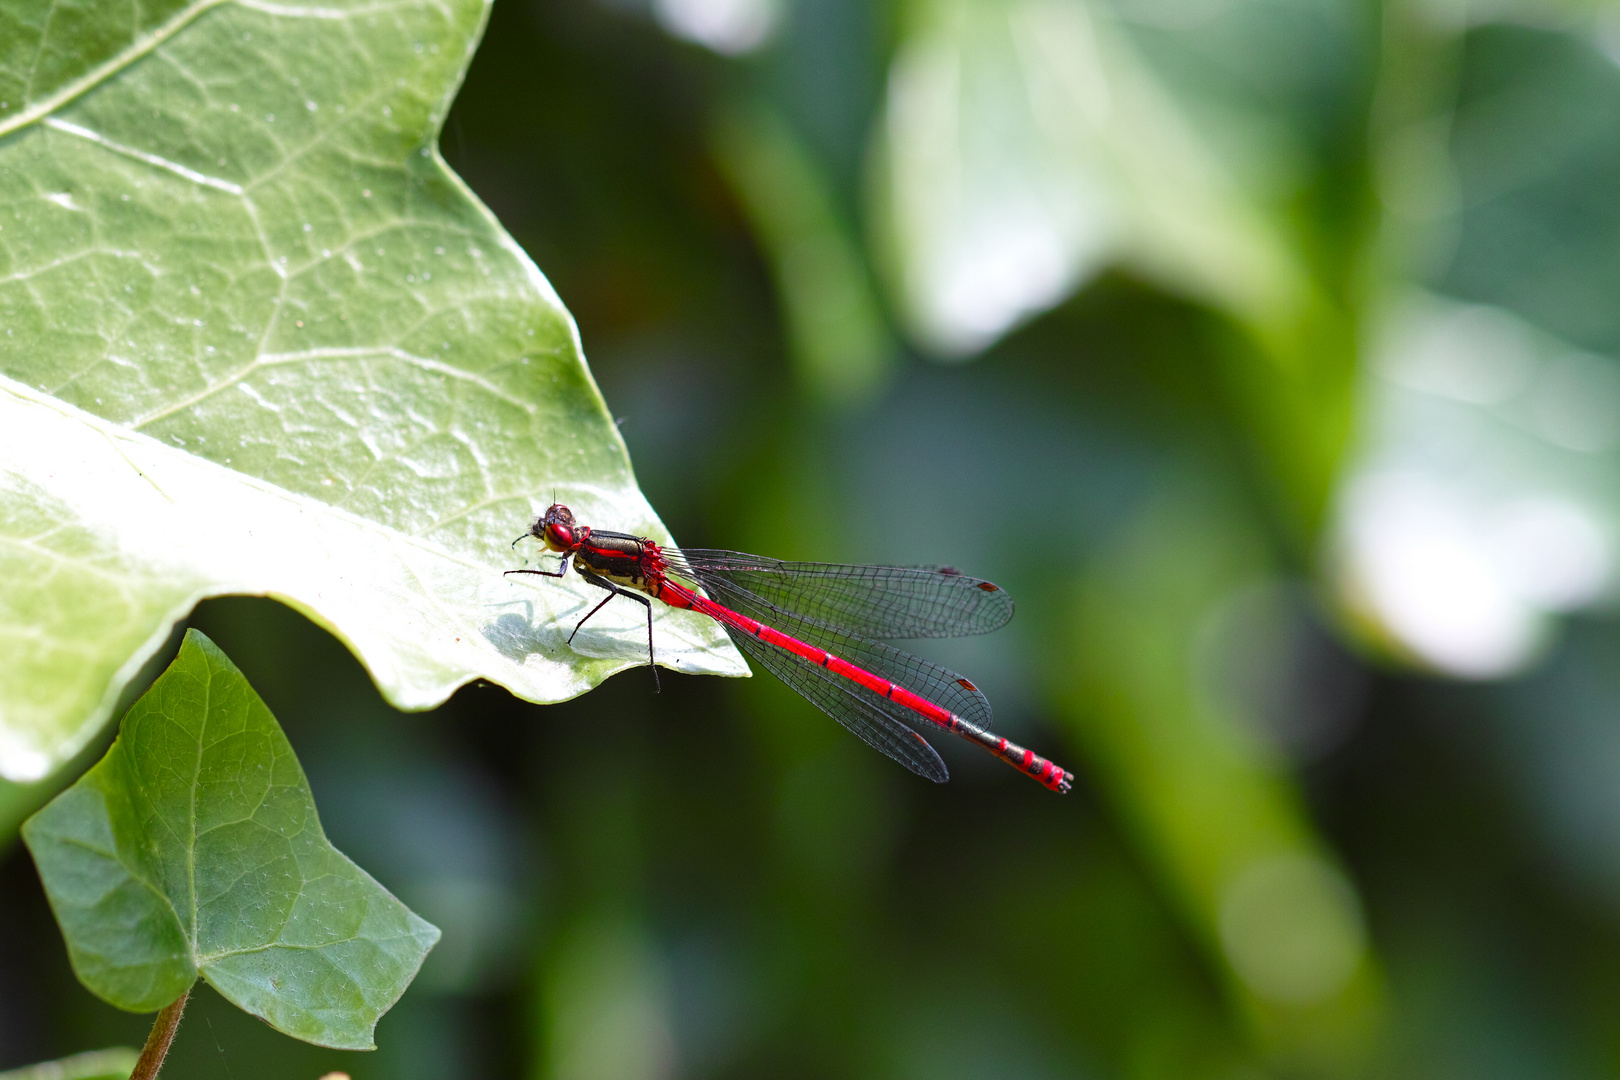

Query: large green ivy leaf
left=0, top=0, right=745, bottom=782
left=23, top=630, right=438, bottom=1049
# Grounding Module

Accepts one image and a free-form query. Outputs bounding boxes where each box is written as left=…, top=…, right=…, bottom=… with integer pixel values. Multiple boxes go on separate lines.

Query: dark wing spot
left=939, top=566, right=961, bottom=576
left=977, top=582, right=1000, bottom=592
left=956, top=678, right=978, bottom=692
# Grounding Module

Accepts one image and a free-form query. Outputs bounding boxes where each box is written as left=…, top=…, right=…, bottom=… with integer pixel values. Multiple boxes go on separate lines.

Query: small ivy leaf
left=22, top=630, right=439, bottom=1050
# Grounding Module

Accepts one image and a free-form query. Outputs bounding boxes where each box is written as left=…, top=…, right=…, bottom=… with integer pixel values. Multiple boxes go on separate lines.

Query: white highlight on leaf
left=0, top=730, right=49, bottom=782
left=1495, top=497, right=1610, bottom=610
left=1343, top=472, right=1548, bottom=677
left=653, top=0, right=779, bottom=54
left=1337, top=295, right=1620, bottom=678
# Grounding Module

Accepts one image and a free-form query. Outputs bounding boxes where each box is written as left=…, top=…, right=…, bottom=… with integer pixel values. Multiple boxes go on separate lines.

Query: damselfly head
left=536, top=503, right=578, bottom=551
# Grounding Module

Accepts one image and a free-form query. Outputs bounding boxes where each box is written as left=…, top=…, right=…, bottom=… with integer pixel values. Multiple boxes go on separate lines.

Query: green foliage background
left=8, top=0, right=1620, bottom=1078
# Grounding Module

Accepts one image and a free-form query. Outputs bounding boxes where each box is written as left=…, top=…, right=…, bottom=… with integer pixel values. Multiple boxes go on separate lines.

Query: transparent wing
left=670, top=549, right=1013, bottom=640
left=694, top=571, right=995, bottom=729
left=724, top=626, right=949, bottom=783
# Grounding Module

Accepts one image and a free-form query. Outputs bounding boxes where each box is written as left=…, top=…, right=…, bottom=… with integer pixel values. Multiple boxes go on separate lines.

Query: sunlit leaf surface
left=0, top=0, right=745, bottom=782
left=23, top=630, right=438, bottom=1049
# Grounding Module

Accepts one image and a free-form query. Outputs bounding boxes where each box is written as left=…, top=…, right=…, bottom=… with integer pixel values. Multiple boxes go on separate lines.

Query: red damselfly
left=507, top=504, right=1073, bottom=793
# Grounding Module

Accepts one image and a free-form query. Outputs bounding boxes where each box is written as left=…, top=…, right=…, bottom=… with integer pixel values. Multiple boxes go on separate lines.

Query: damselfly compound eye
left=544, top=523, right=574, bottom=550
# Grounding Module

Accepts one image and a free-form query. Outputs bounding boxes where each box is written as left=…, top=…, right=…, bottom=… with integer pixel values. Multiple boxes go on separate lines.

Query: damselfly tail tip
left=1036, top=758, right=1074, bottom=794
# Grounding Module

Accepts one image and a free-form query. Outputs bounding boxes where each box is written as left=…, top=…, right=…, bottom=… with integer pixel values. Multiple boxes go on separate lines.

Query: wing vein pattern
left=672, top=550, right=1013, bottom=640
left=669, top=557, right=1012, bottom=781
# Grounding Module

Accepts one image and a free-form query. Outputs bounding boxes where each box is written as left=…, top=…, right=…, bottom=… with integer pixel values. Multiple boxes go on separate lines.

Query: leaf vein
left=128, top=345, right=538, bottom=429
left=0, top=0, right=232, bottom=143
left=240, top=81, right=402, bottom=193
left=44, top=117, right=245, bottom=194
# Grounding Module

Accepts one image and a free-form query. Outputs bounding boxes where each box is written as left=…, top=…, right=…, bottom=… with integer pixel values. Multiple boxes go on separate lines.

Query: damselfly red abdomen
left=507, top=504, right=1073, bottom=793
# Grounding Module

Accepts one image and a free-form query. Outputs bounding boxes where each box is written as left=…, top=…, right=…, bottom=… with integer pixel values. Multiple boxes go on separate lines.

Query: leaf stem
left=129, top=987, right=191, bottom=1080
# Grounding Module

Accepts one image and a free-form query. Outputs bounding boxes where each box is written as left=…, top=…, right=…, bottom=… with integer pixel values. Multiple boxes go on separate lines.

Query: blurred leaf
left=543, top=917, right=675, bottom=1080
left=1060, top=482, right=1380, bottom=1064
left=0, top=0, right=744, bottom=783
left=1439, top=20, right=1620, bottom=354
left=873, top=0, right=1364, bottom=544
left=23, top=630, right=438, bottom=1050
left=873, top=0, right=1305, bottom=356
left=1108, top=0, right=1368, bottom=181
left=1335, top=18, right=1620, bottom=670
left=1333, top=293, right=1620, bottom=676
left=712, top=101, right=892, bottom=404
left=0, top=1048, right=140, bottom=1080
left=1491, top=619, right=1620, bottom=907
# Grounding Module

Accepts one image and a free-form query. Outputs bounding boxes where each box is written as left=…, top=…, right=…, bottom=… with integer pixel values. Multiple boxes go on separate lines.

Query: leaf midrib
left=186, top=671, right=209, bottom=958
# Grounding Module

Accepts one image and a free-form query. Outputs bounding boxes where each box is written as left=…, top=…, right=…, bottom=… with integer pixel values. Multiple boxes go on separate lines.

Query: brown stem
left=129, top=986, right=191, bottom=1080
